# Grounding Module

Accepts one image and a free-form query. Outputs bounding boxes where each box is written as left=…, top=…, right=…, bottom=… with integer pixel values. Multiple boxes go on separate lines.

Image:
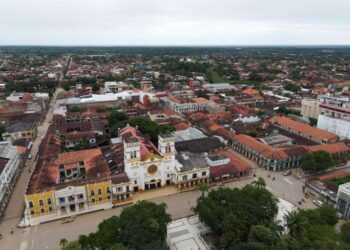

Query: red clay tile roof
left=271, top=116, right=337, bottom=142
left=15, top=145, right=27, bottom=156
left=65, top=131, right=96, bottom=141
left=173, top=121, right=191, bottom=131
left=148, top=109, right=180, bottom=117
left=233, top=134, right=308, bottom=160
left=306, top=142, right=350, bottom=154
left=27, top=148, right=111, bottom=194
left=242, top=88, right=263, bottom=99
left=120, top=126, right=160, bottom=160
left=192, top=97, right=211, bottom=104
left=213, top=149, right=253, bottom=173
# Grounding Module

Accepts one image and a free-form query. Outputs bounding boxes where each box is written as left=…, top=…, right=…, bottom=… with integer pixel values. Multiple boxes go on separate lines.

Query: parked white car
left=313, top=200, right=324, bottom=207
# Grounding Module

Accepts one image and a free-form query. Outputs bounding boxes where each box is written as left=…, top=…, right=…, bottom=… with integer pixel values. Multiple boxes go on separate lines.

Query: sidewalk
left=132, top=186, right=180, bottom=202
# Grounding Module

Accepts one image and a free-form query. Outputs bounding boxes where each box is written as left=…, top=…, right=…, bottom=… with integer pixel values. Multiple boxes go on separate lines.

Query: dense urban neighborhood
left=1, top=46, right=350, bottom=249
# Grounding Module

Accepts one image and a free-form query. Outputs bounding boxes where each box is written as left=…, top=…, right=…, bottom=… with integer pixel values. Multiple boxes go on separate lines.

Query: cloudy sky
left=1, top=0, right=350, bottom=46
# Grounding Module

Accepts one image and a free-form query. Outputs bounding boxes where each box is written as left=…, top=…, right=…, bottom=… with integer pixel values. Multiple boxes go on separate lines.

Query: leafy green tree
left=91, top=82, right=101, bottom=92
left=301, top=152, right=316, bottom=172
left=318, top=204, right=338, bottom=226
left=73, top=201, right=170, bottom=250
left=79, top=216, right=121, bottom=250
left=194, top=185, right=278, bottom=248
left=340, top=222, right=350, bottom=243
left=278, top=235, right=303, bottom=250
left=302, top=151, right=334, bottom=173
left=252, top=177, right=266, bottom=189
left=196, top=182, right=209, bottom=197
left=284, top=83, right=301, bottom=93
left=74, top=137, right=91, bottom=151
left=108, top=110, right=129, bottom=127
left=60, top=239, right=83, bottom=250
left=0, top=124, right=5, bottom=141
left=249, top=71, right=263, bottom=82
left=118, top=201, right=171, bottom=250
left=304, top=224, right=338, bottom=250
left=62, top=82, right=71, bottom=91
left=196, top=89, right=210, bottom=99
left=314, top=150, right=334, bottom=171
left=220, top=213, right=246, bottom=248
left=248, top=225, right=280, bottom=247
left=284, top=210, right=309, bottom=242
left=68, top=106, right=81, bottom=113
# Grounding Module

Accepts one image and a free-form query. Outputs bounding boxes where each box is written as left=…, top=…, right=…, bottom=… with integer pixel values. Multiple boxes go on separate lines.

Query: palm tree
left=196, top=182, right=209, bottom=197
left=252, top=177, right=266, bottom=189
left=284, top=210, right=309, bottom=242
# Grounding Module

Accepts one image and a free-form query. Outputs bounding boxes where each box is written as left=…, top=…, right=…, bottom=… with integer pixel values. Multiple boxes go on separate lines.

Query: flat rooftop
left=174, top=127, right=207, bottom=142
left=258, top=134, right=294, bottom=145
left=167, top=215, right=210, bottom=250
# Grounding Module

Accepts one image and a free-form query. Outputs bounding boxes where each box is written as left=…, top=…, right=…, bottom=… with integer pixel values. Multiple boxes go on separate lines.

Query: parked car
left=28, top=154, right=32, bottom=159
left=283, top=170, right=292, bottom=176
left=313, top=200, right=324, bottom=207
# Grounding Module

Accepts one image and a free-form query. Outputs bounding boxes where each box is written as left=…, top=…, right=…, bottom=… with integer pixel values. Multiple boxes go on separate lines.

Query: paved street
left=0, top=88, right=316, bottom=250
left=0, top=164, right=314, bottom=250
left=0, top=89, right=59, bottom=249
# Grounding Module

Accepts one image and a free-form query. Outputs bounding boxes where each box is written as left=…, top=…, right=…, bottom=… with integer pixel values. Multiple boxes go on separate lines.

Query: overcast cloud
left=1, top=0, right=350, bottom=45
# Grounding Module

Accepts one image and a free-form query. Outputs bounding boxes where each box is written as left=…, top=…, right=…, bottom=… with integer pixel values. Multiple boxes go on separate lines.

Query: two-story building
left=2, top=121, right=38, bottom=142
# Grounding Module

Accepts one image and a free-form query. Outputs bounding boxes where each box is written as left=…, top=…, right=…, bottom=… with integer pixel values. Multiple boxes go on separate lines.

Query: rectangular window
left=192, top=173, right=197, bottom=179
left=202, top=171, right=206, bottom=176
left=107, top=196, right=111, bottom=200
left=47, top=198, right=52, bottom=205
left=91, top=198, right=95, bottom=203
left=98, top=189, right=102, bottom=195
left=49, top=207, right=53, bottom=212
left=98, top=197, right=102, bottom=201
left=78, top=194, right=84, bottom=199
left=90, top=190, right=95, bottom=196
left=59, top=197, right=65, bottom=203
left=79, top=202, right=85, bottom=209
left=39, top=200, right=44, bottom=206
left=40, top=208, right=45, bottom=213
left=106, top=187, right=111, bottom=193
left=29, top=201, right=34, bottom=208
left=30, top=210, right=35, bottom=215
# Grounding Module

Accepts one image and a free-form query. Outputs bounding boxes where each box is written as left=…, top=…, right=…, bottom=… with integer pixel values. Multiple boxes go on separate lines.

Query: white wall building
left=337, top=182, right=350, bottom=219
left=0, top=141, right=22, bottom=216
left=120, top=126, right=176, bottom=191
left=54, top=185, right=88, bottom=217
left=301, top=99, right=320, bottom=120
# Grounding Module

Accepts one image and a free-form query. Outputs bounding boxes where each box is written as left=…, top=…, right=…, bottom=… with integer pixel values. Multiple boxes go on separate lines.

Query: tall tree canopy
left=62, top=201, right=171, bottom=250
left=194, top=185, right=278, bottom=249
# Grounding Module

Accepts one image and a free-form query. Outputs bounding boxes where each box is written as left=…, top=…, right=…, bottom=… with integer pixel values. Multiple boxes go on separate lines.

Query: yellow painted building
left=3, top=121, right=38, bottom=142
left=86, top=181, right=112, bottom=206
left=25, top=190, right=55, bottom=218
